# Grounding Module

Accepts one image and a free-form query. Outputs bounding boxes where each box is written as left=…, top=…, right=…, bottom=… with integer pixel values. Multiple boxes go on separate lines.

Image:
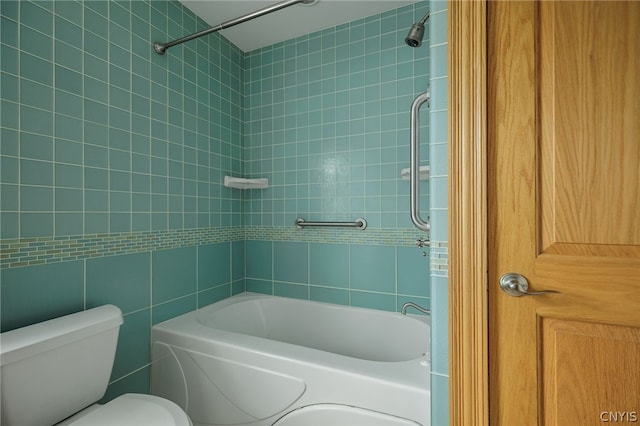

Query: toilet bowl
left=58, top=394, right=191, bottom=426
left=0, top=305, right=191, bottom=426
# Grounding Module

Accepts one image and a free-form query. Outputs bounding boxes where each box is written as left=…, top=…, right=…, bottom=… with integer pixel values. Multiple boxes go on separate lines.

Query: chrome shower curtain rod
left=153, top=0, right=314, bottom=55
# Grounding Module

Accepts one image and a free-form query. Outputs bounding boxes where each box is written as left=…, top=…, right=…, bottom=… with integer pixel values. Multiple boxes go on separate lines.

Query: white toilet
left=0, top=305, right=191, bottom=426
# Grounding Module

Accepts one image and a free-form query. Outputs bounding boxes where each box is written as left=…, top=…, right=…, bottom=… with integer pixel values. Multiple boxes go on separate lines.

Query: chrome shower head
left=405, top=23, right=425, bottom=47
left=405, top=11, right=430, bottom=48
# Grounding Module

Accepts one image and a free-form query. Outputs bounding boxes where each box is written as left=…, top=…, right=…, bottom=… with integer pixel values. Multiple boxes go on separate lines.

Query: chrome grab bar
left=401, top=301, right=431, bottom=316
left=295, top=218, right=367, bottom=230
left=409, top=89, right=431, bottom=232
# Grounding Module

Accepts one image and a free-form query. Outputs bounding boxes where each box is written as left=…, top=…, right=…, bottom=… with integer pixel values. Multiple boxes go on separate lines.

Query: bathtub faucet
left=401, top=302, right=431, bottom=316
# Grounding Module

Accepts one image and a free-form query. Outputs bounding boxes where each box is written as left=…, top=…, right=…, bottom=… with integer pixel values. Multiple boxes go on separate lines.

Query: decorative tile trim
left=244, top=226, right=430, bottom=247
left=1, top=226, right=433, bottom=269
left=430, top=240, right=449, bottom=275
left=0, top=227, right=244, bottom=269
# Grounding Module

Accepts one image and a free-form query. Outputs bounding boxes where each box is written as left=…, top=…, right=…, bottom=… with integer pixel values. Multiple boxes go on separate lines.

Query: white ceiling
left=180, top=0, right=420, bottom=52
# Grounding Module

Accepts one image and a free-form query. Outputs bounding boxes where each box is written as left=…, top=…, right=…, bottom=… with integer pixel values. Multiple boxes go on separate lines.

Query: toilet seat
left=63, top=394, right=191, bottom=426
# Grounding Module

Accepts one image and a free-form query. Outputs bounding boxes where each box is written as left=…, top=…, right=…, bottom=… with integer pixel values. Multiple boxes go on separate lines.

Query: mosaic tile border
left=0, top=227, right=244, bottom=269
left=0, top=226, right=448, bottom=270
left=429, top=240, right=449, bottom=276
left=244, top=226, right=430, bottom=246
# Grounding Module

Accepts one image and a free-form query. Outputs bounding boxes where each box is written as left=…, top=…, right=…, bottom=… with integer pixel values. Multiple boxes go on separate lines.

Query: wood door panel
left=488, top=2, right=640, bottom=425
left=535, top=255, right=640, bottom=327
left=539, top=1, right=640, bottom=248
left=541, top=243, right=640, bottom=258
left=541, top=318, right=640, bottom=426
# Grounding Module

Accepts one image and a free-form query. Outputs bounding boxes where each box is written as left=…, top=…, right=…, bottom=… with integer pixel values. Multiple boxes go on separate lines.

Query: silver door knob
left=499, top=273, right=561, bottom=297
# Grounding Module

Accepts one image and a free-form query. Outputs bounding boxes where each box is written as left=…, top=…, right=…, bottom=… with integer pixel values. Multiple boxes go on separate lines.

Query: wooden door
left=488, top=1, right=640, bottom=425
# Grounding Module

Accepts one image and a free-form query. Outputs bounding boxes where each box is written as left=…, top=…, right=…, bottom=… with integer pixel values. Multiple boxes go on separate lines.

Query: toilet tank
left=0, top=305, right=124, bottom=426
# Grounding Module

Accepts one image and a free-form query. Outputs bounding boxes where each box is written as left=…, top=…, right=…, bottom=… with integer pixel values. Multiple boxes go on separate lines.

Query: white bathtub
left=151, top=293, right=430, bottom=426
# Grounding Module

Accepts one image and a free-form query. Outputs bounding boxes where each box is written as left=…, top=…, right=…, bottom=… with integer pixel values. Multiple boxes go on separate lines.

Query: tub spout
left=401, top=302, right=431, bottom=316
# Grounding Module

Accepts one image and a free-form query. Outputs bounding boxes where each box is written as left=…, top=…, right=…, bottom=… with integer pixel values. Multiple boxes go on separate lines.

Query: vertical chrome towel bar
left=409, top=89, right=431, bottom=232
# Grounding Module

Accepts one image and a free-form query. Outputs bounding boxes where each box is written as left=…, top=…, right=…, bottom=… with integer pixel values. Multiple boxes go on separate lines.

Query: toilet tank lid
left=0, top=305, right=123, bottom=366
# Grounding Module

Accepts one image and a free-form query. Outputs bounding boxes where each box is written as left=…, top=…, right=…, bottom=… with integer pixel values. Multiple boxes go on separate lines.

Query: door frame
left=448, top=1, right=489, bottom=425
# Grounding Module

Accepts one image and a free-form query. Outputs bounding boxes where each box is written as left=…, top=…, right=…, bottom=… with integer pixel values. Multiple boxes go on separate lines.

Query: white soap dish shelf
left=224, top=176, right=269, bottom=189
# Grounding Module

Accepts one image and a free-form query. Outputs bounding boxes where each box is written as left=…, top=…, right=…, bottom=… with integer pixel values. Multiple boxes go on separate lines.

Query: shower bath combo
left=149, top=2, right=435, bottom=424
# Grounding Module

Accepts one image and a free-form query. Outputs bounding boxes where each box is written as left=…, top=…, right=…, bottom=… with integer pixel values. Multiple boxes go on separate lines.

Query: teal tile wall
left=429, top=1, right=449, bottom=425
left=245, top=239, right=430, bottom=312
left=0, top=0, right=245, bottom=398
left=86, top=252, right=151, bottom=313
left=1, top=0, right=244, bottom=242
left=243, top=2, right=431, bottom=229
